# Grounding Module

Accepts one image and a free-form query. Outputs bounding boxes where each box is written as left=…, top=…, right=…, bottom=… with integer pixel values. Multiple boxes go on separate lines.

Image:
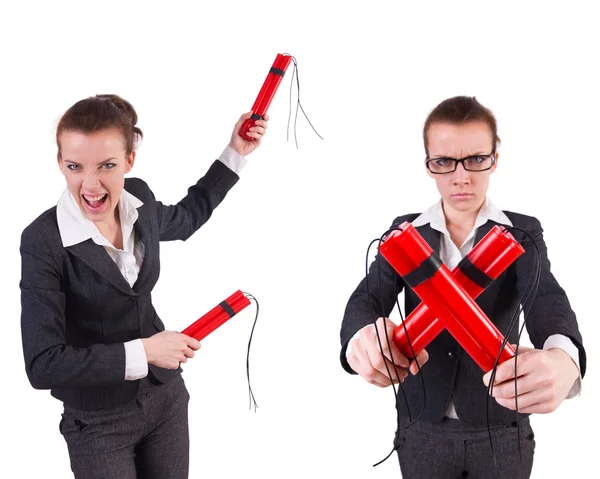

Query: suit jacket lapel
left=132, top=207, right=153, bottom=291
left=474, top=217, right=512, bottom=245
left=67, top=240, right=133, bottom=295
left=474, top=220, right=495, bottom=245
left=415, top=223, right=441, bottom=255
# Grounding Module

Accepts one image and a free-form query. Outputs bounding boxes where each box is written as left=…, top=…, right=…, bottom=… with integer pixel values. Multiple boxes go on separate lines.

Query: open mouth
left=82, top=193, right=108, bottom=210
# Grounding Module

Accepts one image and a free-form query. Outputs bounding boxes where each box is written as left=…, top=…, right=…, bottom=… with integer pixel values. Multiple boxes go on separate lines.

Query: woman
left=340, top=96, right=586, bottom=478
left=20, top=94, right=268, bottom=478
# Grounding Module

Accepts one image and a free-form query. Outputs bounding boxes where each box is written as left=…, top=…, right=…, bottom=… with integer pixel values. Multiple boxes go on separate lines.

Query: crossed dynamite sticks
left=380, top=222, right=525, bottom=372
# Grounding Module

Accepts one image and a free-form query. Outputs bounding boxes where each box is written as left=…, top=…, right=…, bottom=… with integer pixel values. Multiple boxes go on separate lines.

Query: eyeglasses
left=426, top=154, right=496, bottom=174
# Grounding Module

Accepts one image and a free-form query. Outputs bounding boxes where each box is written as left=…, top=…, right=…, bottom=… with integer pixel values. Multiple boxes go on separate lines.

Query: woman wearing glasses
left=339, top=96, right=586, bottom=478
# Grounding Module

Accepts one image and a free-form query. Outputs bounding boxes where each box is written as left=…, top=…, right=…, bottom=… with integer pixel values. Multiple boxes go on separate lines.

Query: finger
left=234, top=112, right=253, bottom=131
left=354, top=338, right=404, bottom=386
left=183, top=347, right=195, bottom=359
left=182, top=335, right=201, bottom=350
left=357, top=363, right=397, bottom=387
left=249, top=126, right=266, bottom=136
left=495, top=388, right=551, bottom=411
left=364, top=334, right=398, bottom=375
left=244, top=131, right=262, bottom=140
left=247, top=131, right=265, bottom=140
left=483, top=354, right=532, bottom=386
left=371, top=319, right=408, bottom=367
left=263, top=114, right=269, bottom=121
left=366, top=344, right=408, bottom=381
left=510, top=400, right=556, bottom=415
left=253, top=119, right=268, bottom=129
left=378, top=335, right=409, bottom=368
left=490, top=372, right=539, bottom=399
left=511, top=344, right=536, bottom=354
left=409, top=350, right=429, bottom=375
left=349, top=349, right=393, bottom=387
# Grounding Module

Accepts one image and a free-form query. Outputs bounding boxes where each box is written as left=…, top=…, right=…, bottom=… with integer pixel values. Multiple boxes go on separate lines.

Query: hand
left=228, top=111, right=269, bottom=157
left=482, top=344, right=580, bottom=414
left=141, top=331, right=201, bottom=370
left=347, top=317, right=429, bottom=388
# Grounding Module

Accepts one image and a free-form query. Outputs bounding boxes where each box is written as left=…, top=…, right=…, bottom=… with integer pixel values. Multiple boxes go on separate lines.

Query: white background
left=1, top=1, right=598, bottom=477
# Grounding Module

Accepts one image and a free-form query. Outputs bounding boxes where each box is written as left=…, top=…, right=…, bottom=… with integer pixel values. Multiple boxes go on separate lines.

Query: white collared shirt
left=56, top=146, right=246, bottom=380
left=57, top=183, right=146, bottom=287
left=348, top=197, right=581, bottom=418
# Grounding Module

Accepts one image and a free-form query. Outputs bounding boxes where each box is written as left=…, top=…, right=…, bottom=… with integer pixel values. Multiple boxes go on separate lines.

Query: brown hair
left=423, top=96, right=500, bottom=156
left=56, top=94, right=143, bottom=158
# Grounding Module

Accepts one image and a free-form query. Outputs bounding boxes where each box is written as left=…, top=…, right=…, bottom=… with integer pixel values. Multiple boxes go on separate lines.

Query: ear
left=125, top=151, right=136, bottom=174
left=57, top=155, right=66, bottom=175
left=425, top=157, right=435, bottom=178
left=490, top=152, right=499, bottom=174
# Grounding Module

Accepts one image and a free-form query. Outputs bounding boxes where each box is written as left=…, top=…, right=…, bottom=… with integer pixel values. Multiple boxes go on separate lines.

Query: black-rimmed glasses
left=426, top=154, right=496, bottom=174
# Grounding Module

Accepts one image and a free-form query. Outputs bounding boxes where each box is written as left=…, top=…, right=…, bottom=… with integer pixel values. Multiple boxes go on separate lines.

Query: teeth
left=84, top=194, right=106, bottom=202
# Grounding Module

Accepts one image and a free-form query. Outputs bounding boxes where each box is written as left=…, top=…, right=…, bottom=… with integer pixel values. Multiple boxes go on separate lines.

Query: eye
left=66, top=164, right=80, bottom=171
left=101, top=163, right=116, bottom=169
left=434, top=158, right=451, bottom=166
left=469, top=156, right=486, bottom=164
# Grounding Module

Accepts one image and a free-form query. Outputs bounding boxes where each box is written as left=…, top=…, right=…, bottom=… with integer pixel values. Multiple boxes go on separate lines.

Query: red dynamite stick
left=182, top=292, right=249, bottom=340
left=181, top=293, right=246, bottom=340
left=181, top=290, right=251, bottom=341
left=181, top=291, right=243, bottom=338
left=182, top=296, right=248, bottom=339
left=239, top=53, right=293, bottom=141
left=380, top=222, right=515, bottom=372
left=393, top=226, right=525, bottom=360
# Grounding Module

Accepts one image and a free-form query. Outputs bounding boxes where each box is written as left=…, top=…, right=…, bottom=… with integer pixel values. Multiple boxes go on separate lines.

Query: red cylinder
left=239, top=53, right=293, bottom=141
left=393, top=225, right=524, bottom=360
left=181, top=290, right=251, bottom=341
left=380, top=222, right=515, bottom=372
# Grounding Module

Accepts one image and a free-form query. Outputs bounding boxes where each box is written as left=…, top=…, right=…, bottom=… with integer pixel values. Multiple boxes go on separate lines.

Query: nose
left=82, top=170, right=100, bottom=189
left=451, top=161, right=471, bottom=185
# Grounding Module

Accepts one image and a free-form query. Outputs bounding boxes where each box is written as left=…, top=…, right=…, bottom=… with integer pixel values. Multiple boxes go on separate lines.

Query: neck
left=442, top=198, right=485, bottom=230
left=95, top=207, right=121, bottom=236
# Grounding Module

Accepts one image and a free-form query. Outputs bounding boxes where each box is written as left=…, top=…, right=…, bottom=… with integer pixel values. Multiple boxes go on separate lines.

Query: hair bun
left=96, top=94, right=139, bottom=126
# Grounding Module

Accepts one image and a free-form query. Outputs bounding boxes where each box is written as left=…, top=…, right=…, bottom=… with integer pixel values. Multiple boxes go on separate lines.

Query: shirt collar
left=56, top=188, right=144, bottom=247
left=412, top=196, right=513, bottom=235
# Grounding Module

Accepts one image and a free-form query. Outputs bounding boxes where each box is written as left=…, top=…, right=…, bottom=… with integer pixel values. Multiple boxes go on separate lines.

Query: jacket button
left=447, top=351, right=457, bottom=359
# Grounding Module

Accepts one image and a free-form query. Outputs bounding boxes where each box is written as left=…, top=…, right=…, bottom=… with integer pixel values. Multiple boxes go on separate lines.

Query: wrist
left=228, top=142, right=244, bottom=156
left=141, top=338, right=153, bottom=364
left=549, top=347, right=579, bottom=378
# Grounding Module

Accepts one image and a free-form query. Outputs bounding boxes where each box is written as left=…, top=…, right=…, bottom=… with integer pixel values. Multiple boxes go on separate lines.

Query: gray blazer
left=20, top=160, right=239, bottom=410
left=340, top=211, right=587, bottom=427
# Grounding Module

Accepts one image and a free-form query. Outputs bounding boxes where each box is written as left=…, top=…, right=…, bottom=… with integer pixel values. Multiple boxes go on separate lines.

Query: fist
left=142, top=330, right=201, bottom=370
left=229, top=111, right=269, bottom=157
left=347, top=317, right=429, bottom=388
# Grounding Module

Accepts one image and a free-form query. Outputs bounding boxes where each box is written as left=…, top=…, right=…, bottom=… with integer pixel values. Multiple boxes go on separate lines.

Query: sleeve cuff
left=124, top=339, right=148, bottom=380
left=218, top=146, right=248, bottom=175
left=543, top=334, right=582, bottom=398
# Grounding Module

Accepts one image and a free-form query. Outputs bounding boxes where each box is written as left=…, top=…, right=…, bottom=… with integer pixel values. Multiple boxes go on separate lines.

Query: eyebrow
left=63, top=157, right=119, bottom=164
left=429, top=151, right=490, bottom=159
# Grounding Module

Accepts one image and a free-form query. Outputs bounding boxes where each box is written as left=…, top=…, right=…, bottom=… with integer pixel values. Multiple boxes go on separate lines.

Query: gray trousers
left=396, top=417, right=535, bottom=479
left=59, top=373, right=190, bottom=479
